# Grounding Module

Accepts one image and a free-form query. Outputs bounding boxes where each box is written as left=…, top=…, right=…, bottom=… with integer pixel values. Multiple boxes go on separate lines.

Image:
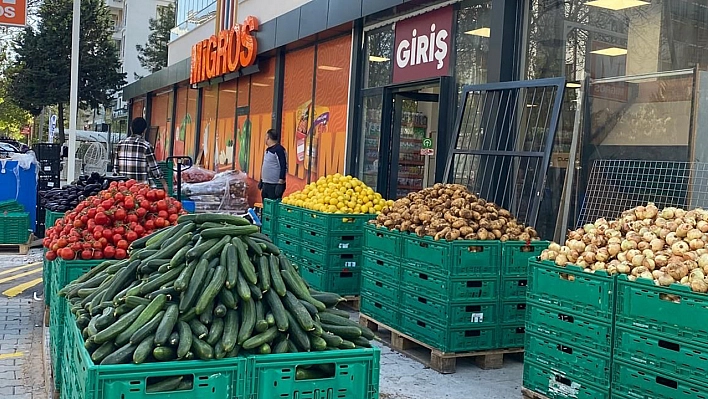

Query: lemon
left=282, top=174, right=391, bottom=214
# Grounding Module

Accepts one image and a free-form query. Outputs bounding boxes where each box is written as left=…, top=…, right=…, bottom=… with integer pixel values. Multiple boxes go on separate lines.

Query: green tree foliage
left=136, top=3, right=175, bottom=74
left=8, top=0, right=126, bottom=142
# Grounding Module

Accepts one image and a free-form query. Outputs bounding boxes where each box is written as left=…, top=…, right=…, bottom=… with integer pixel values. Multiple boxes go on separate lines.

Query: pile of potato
left=541, top=203, right=708, bottom=293
left=372, top=183, right=539, bottom=241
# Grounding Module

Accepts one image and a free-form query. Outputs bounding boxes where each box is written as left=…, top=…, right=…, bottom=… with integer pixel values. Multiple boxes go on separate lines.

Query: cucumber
left=176, top=321, right=192, bottom=358
left=191, top=213, right=252, bottom=226
left=255, top=320, right=269, bottom=334
left=233, top=238, right=258, bottom=284
left=179, top=258, right=208, bottom=312
left=309, top=335, right=327, bottom=351
left=235, top=272, right=251, bottom=301
left=223, top=243, right=238, bottom=289
left=67, top=260, right=115, bottom=286
left=95, top=307, right=116, bottom=330
left=249, top=283, right=263, bottom=301
left=146, top=225, right=176, bottom=248
left=112, top=281, right=139, bottom=306
left=139, top=265, right=185, bottom=295
left=125, top=281, right=145, bottom=298
left=214, top=303, right=228, bottom=318
left=154, top=304, right=179, bottom=346
left=125, top=296, right=150, bottom=308
left=266, top=312, right=275, bottom=327
left=258, top=343, right=272, bottom=354
left=201, top=235, right=232, bottom=262
left=321, top=332, right=344, bottom=348
left=322, top=307, right=352, bottom=319
left=191, top=336, right=214, bottom=359
left=318, top=312, right=375, bottom=339
left=113, top=304, right=132, bottom=318
left=352, top=336, right=372, bottom=348
left=269, top=255, right=286, bottom=296
left=169, top=246, right=190, bottom=270
left=169, top=331, right=180, bottom=346
left=93, top=304, right=146, bottom=344
left=178, top=308, right=197, bottom=322
left=199, top=303, right=213, bottom=325
left=91, top=341, right=115, bottom=363
left=310, top=292, right=345, bottom=308
left=258, top=256, right=271, bottom=293
left=146, top=233, right=193, bottom=262
left=237, top=298, right=256, bottom=345
left=189, top=319, right=209, bottom=339
left=130, top=310, right=165, bottom=345
left=282, top=292, right=315, bottom=331
left=102, top=260, right=141, bottom=302
left=338, top=339, right=356, bottom=350
left=243, top=326, right=278, bottom=350
left=201, top=225, right=259, bottom=240
left=296, top=368, right=327, bottom=380
left=146, top=287, right=178, bottom=301
left=134, top=249, right=159, bottom=260
left=206, top=317, right=224, bottom=346
left=311, top=320, right=324, bottom=336
left=195, top=266, right=227, bottom=315
left=133, top=334, right=155, bottom=364
left=222, top=309, right=239, bottom=352
left=115, top=294, right=168, bottom=346
left=214, top=341, right=227, bottom=359
left=240, top=236, right=263, bottom=257
left=219, top=288, right=238, bottom=310
left=299, top=300, right=318, bottom=317
left=146, top=376, right=183, bottom=393
left=320, top=324, right=362, bottom=340
left=251, top=237, right=280, bottom=255
left=273, top=339, right=290, bottom=354
left=285, top=312, right=311, bottom=351
left=186, top=238, right=219, bottom=260
left=249, top=232, right=273, bottom=242
left=101, top=341, right=138, bottom=365
left=265, top=289, right=289, bottom=332
left=153, top=346, right=176, bottom=361
left=174, top=260, right=197, bottom=292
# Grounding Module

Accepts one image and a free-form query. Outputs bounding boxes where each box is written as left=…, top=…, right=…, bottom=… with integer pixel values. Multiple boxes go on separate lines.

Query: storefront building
left=125, top=0, right=708, bottom=236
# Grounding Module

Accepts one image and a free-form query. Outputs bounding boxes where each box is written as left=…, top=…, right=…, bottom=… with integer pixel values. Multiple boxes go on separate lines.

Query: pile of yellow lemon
left=282, top=174, right=394, bottom=214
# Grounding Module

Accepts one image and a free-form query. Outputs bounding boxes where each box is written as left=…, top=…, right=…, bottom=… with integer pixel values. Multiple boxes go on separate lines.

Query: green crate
left=523, top=360, right=610, bottom=399
left=279, top=203, right=304, bottom=222
left=245, top=347, right=380, bottom=399
left=500, top=301, right=527, bottom=324
left=400, top=289, right=498, bottom=328
left=403, top=235, right=502, bottom=277
left=501, top=277, right=528, bottom=301
left=301, top=209, right=375, bottom=233
left=364, top=224, right=403, bottom=258
left=277, top=235, right=302, bottom=259
left=45, top=210, right=65, bottom=229
left=43, top=256, right=53, bottom=306
left=613, top=326, right=708, bottom=386
left=62, top=323, right=247, bottom=399
left=261, top=214, right=276, bottom=237
left=616, top=275, right=708, bottom=345
left=362, top=251, right=400, bottom=281
left=279, top=219, right=302, bottom=239
left=498, top=324, right=526, bottom=348
left=502, top=241, right=549, bottom=276
left=528, top=259, right=615, bottom=322
left=361, top=269, right=399, bottom=304
left=400, top=310, right=497, bottom=352
left=525, top=331, right=611, bottom=387
left=302, top=228, right=364, bottom=250
left=0, top=199, right=23, bottom=211
left=525, top=304, right=613, bottom=354
left=301, top=245, right=361, bottom=270
left=262, top=198, right=280, bottom=218
left=360, top=293, right=400, bottom=329
left=0, top=212, right=30, bottom=244
left=149, top=161, right=174, bottom=195
left=298, top=258, right=361, bottom=296
left=400, top=266, right=498, bottom=302
left=612, top=359, right=708, bottom=399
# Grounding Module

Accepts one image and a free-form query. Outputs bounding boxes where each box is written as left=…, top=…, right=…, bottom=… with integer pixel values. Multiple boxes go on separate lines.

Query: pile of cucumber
left=59, top=213, right=374, bottom=366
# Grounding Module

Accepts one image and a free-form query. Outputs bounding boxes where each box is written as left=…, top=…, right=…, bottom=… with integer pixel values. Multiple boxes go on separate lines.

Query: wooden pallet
left=359, top=313, right=524, bottom=374
left=0, top=240, right=31, bottom=255
left=521, top=387, right=550, bottom=399
left=340, top=295, right=360, bottom=311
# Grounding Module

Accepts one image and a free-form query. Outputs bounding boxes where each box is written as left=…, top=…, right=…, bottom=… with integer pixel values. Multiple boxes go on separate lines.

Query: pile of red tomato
left=44, top=180, right=186, bottom=261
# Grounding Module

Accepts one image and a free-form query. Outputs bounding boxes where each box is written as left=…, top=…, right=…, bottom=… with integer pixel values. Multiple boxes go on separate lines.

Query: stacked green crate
left=360, top=225, right=402, bottom=329
left=0, top=212, right=30, bottom=244
left=612, top=275, right=708, bottom=398
left=498, top=241, right=548, bottom=348
left=260, top=199, right=280, bottom=240
left=523, top=259, right=614, bottom=399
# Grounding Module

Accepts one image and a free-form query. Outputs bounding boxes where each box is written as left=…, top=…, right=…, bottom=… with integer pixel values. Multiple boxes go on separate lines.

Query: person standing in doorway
left=114, top=117, right=168, bottom=189
left=259, top=129, right=287, bottom=200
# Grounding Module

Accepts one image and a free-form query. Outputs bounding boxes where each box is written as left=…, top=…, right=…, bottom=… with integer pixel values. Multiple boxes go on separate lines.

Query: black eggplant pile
left=40, top=173, right=128, bottom=213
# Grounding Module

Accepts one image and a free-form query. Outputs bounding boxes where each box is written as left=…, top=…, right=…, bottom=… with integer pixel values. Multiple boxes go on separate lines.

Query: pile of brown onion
left=541, top=203, right=708, bottom=293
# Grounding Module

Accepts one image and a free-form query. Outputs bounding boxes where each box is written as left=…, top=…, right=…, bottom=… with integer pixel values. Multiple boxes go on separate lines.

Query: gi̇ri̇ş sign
left=393, top=6, right=453, bottom=84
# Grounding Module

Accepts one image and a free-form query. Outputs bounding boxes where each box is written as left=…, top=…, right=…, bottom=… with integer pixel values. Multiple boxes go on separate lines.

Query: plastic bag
left=182, top=166, right=216, bottom=184
left=183, top=170, right=248, bottom=212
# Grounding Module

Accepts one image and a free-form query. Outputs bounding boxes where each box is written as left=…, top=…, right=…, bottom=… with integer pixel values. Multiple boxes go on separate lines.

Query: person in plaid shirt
left=114, top=117, right=168, bottom=188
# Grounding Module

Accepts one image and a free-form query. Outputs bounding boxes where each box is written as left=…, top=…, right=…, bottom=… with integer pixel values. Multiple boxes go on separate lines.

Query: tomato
left=75, top=204, right=85, bottom=213
left=114, top=248, right=127, bottom=260
left=93, top=241, right=104, bottom=250
left=125, top=230, right=138, bottom=242
left=112, top=234, right=123, bottom=244
left=124, top=198, right=135, bottom=209
left=87, top=209, right=96, bottom=218
left=155, top=189, right=166, bottom=200
left=92, top=230, right=102, bottom=240
left=113, top=226, right=125, bottom=235
left=101, top=199, right=114, bottom=209
left=70, top=242, right=82, bottom=253
left=114, top=209, right=127, bottom=221
left=92, top=251, right=104, bottom=260
left=59, top=248, right=75, bottom=260
left=82, top=242, right=93, bottom=250
left=125, top=179, right=136, bottom=188
left=145, top=220, right=155, bottom=231
left=81, top=249, right=93, bottom=260
left=102, top=229, right=113, bottom=240
left=114, top=193, right=125, bottom=202
left=136, top=208, right=147, bottom=218
left=116, top=240, right=129, bottom=250
left=94, top=212, right=109, bottom=226
left=158, top=210, right=169, bottom=219
left=146, top=190, right=156, bottom=201
left=42, top=238, right=51, bottom=248
left=168, top=214, right=179, bottom=224
left=45, top=251, right=57, bottom=261
left=140, top=200, right=151, bottom=210
left=92, top=198, right=101, bottom=207
left=110, top=181, right=118, bottom=188
left=127, top=214, right=139, bottom=223
left=157, top=217, right=169, bottom=228
left=138, top=188, right=148, bottom=197
left=56, top=238, right=68, bottom=248
left=73, top=219, right=83, bottom=228
left=133, top=225, right=145, bottom=236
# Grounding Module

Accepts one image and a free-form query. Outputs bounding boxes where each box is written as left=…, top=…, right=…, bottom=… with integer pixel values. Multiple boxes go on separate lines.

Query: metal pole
left=67, top=0, right=81, bottom=182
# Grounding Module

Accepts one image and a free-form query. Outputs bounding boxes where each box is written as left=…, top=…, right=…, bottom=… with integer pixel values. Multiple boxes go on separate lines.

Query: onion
left=635, top=206, right=646, bottom=220
left=548, top=242, right=561, bottom=252
left=672, top=241, right=690, bottom=256
left=592, top=262, right=607, bottom=271
left=631, top=255, right=645, bottom=267
left=643, top=258, right=656, bottom=271
left=595, top=248, right=609, bottom=262
left=555, top=254, right=568, bottom=266
left=662, top=208, right=676, bottom=219
left=655, top=254, right=669, bottom=268
left=621, top=240, right=637, bottom=251
left=649, top=238, right=665, bottom=252
left=628, top=275, right=637, bottom=281
left=645, top=203, right=659, bottom=219
left=658, top=275, right=676, bottom=286
left=666, top=233, right=680, bottom=246
left=688, top=229, right=703, bottom=241
left=640, top=271, right=655, bottom=280
left=691, top=279, right=708, bottom=293
left=617, top=252, right=628, bottom=262
left=617, top=263, right=631, bottom=274
left=582, top=251, right=596, bottom=263
left=655, top=217, right=667, bottom=228
left=699, top=253, right=708, bottom=268
left=676, top=209, right=687, bottom=218
left=690, top=239, right=705, bottom=250
left=697, top=220, right=708, bottom=233
left=608, top=243, right=621, bottom=256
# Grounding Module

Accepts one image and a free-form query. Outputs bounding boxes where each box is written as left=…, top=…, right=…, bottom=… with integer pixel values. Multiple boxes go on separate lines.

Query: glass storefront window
left=217, top=80, right=237, bottom=172
left=149, top=90, right=172, bottom=161
left=199, top=85, right=219, bottom=170
left=364, top=26, right=394, bottom=88
left=249, top=58, right=276, bottom=182
left=359, top=96, right=383, bottom=189
left=455, top=1, right=492, bottom=89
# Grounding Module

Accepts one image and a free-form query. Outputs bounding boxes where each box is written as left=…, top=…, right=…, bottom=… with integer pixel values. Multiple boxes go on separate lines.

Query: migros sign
left=190, top=16, right=259, bottom=85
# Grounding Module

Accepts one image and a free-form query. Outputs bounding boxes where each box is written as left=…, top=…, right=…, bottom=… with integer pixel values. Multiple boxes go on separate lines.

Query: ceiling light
left=526, top=104, right=539, bottom=108
left=251, top=82, right=270, bottom=87
left=465, top=27, right=490, bottom=38
left=590, top=47, right=628, bottom=56
left=369, top=55, right=390, bottom=62
left=586, top=0, right=649, bottom=11
left=566, top=82, right=582, bottom=88
left=318, top=65, right=342, bottom=71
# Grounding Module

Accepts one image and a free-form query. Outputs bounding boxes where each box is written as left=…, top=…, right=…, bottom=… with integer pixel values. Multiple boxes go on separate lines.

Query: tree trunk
left=58, top=102, right=65, bottom=145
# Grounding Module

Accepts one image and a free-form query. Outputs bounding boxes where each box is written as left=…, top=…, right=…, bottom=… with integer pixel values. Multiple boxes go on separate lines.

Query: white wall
left=168, top=17, right=216, bottom=66
left=123, top=0, right=175, bottom=83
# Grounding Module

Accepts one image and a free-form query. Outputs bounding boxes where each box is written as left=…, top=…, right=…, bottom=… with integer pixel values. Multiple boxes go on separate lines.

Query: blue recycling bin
left=0, top=160, right=37, bottom=231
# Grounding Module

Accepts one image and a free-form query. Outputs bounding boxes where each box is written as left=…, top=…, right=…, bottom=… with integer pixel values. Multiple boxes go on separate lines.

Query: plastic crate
left=279, top=203, right=304, bottom=222
left=361, top=269, right=399, bottom=304
left=523, top=360, right=610, bottom=399
left=502, top=241, right=549, bottom=276
left=298, top=258, right=361, bottom=296
left=45, top=210, right=65, bottom=229
left=616, top=275, right=708, bottom=345
left=500, top=301, right=527, bottom=324
left=362, top=252, right=400, bottom=281
left=301, top=209, right=375, bottom=233
left=0, top=212, right=30, bottom=244
left=277, top=235, right=302, bottom=259
left=245, top=347, right=380, bottom=399
left=402, top=235, right=502, bottom=277
left=279, top=219, right=302, bottom=239
left=302, top=228, right=364, bottom=250
left=43, top=254, right=52, bottom=306
left=301, top=245, right=361, bottom=270
left=498, top=324, right=526, bottom=348
left=149, top=161, right=174, bottom=195
left=262, top=198, right=280, bottom=219
left=62, top=324, right=247, bottom=399
left=527, top=259, right=615, bottom=322
left=613, top=326, right=708, bottom=386
left=501, top=277, right=528, bottom=301
left=400, top=310, right=497, bottom=352
left=525, top=332, right=611, bottom=387
left=400, top=266, right=498, bottom=302
left=364, top=224, right=403, bottom=258
left=400, top=289, right=498, bottom=328
left=612, top=359, right=708, bottom=399
left=0, top=200, right=24, bottom=212
left=525, top=304, right=613, bottom=354
left=360, top=293, right=400, bottom=329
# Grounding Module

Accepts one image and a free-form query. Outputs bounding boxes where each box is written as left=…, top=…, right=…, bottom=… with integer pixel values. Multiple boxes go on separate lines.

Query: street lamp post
left=67, top=0, right=81, bottom=182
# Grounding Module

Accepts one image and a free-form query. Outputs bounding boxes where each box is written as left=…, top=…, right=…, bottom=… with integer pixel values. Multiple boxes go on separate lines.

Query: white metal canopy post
left=67, top=0, right=81, bottom=182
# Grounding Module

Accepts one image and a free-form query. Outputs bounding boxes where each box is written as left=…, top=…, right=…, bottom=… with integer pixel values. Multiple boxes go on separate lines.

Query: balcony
left=106, top=0, right=123, bottom=9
